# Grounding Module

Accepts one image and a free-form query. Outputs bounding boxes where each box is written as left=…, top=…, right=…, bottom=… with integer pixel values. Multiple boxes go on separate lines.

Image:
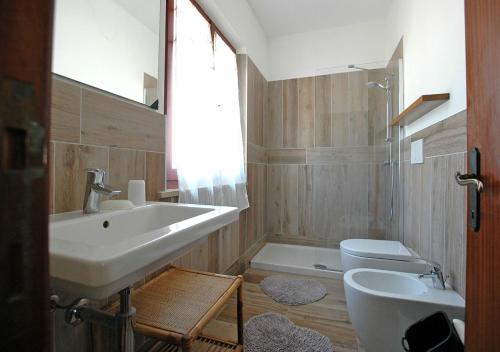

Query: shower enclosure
left=253, top=53, right=404, bottom=275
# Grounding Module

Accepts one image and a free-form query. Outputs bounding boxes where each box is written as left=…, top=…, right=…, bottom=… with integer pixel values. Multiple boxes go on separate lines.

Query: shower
left=350, top=64, right=396, bottom=223
left=367, top=81, right=387, bottom=89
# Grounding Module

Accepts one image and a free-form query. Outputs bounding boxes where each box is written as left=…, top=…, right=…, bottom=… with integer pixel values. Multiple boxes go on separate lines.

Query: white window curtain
left=172, top=0, right=249, bottom=210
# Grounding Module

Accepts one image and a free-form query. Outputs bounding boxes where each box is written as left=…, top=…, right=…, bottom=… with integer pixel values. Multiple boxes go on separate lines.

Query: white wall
left=53, top=0, right=159, bottom=104
left=385, top=0, right=466, bottom=135
left=197, top=0, right=269, bottom=78
left=268, top=20, right=388, bottom=81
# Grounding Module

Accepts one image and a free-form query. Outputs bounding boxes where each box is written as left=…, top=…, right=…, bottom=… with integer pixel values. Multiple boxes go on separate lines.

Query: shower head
left=367, top=81, right=387, bottom=89
left=348, top=64, right=370, bottom=71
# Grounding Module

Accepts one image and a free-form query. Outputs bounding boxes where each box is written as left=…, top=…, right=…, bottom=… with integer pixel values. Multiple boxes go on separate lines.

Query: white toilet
left=340, top=239, right=428, bottom=274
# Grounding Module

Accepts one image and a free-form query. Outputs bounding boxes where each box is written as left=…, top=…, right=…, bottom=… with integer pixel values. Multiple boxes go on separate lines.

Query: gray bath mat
left=244, top=312, right=334, bottom=352
left=260, top=275, right=327, bottom=305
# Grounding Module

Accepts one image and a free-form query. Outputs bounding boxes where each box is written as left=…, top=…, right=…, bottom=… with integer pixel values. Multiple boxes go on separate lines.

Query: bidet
left=344, top=268, right=465, bottom=352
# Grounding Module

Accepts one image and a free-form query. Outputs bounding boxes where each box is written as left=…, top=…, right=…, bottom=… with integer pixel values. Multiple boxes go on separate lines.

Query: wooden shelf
left=391, top=93, right=450, bottom=126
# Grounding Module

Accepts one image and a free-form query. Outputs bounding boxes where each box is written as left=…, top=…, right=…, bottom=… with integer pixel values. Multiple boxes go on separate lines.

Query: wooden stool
left=121, top=267, right=244, bottom=352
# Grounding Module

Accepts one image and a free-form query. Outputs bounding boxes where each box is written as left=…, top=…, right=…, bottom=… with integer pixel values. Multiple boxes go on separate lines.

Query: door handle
left=455, top=172, right=484, bottom=193
left=457, top=147, right=482, bottom=232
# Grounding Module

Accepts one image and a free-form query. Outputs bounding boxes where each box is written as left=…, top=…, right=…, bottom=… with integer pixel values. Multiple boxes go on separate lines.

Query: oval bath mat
left=260, top=275, right=327, bottom=305
left=244, top=312, right=334, bottom=352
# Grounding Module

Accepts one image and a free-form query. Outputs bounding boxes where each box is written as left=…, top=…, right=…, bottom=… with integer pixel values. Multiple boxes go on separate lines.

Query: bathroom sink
left=50, top=202, right=238, bottom=299
left=344, top=268, right=465, bottom=352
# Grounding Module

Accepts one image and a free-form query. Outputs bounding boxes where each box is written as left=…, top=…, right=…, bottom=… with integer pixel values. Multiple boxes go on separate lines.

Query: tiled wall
left=238, top=56, right=268, bottom=264
left=50, top=56, right=269, bottom=350
left=50, top=76, right=166, bottom=213
left=402, top=110, right=467, bottom=297
left=265, top=70, right=389, bottom=247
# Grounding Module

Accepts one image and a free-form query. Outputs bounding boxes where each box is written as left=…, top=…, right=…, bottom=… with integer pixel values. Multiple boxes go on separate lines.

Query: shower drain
left=313, top=264, right=338, bottom=271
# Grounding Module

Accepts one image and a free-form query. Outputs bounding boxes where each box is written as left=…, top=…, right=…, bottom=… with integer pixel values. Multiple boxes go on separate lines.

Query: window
left=165, top=0, right=248, bottom=209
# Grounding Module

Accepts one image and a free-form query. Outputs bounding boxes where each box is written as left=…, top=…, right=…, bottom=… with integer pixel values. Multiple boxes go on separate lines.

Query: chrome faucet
left=419, top=261, right=448, bottom=290
left=83, top=168, right=121, bottom=214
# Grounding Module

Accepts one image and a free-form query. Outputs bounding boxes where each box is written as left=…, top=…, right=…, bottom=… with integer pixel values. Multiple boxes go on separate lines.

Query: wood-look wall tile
left=257, top=69, right=265, bottom=146
left=207, top=232, right=219, bottom=273
left=315, top=75, right=332, bottom=147
left=261, top=75, right=268, bottom=147
left=267, top=165, right=282, bottom=234
left=265, top=81, right=283, bottom=148
left=81, top=89, right=165, bottom=152
left=368, top=69, right=387, bottom=146
left=283, top=79, right=299, bottom=147
left=218, top=221, right=240, bottom=273
left=298, top=165, right=313, bottom=237
left=258, top=164, right=267, bottom=241
left=238, top=210, right=248, bottom=255
left=419, top=159, right=433, bottom=259
left=332, top=73, right=349, bottom=147
left=54, top=143, right=108, bottom=213
left=408, top=164, right=423, bottom=252
left=50, top=77, right=81, bottom=143
left=108, top=148, right=146, bottom=200
left=247, top=143, right=267, bottom=164
left=246, top=164, right=257, bottom=247
left=347, top=71, right=368, bottom=146
left=267, top=148, right=306, bottom=164
left=445, top=153, right=466, bottom=297
left=189, top=239, right=210, bottom=272
left=282, top=165, right=299, bottom=236
left=312, top=165, right=346, bottom=242
left=402, top=161, right=412, bottom=245
left=368, top=163, right=388, bottom=239
left=145, top=152, right=165, bottom=201
left=247, top=59, right=259, bottom=146
left=429, top=158, right=447, bottom=265
left=412, top=110, right=467, bottom=157
left=298, top=77, right=315, bottom=147
left=245, top=163, right=266, bottom=249
left=306, top=146, right=373, bottom=165
left=349, top=70, right=368, bottom=113
left=345, top=164, right=369, bottom=238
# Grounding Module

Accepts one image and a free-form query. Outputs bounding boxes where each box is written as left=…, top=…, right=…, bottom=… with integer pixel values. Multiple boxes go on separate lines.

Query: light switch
left=411, top=139, right=424, bottom=164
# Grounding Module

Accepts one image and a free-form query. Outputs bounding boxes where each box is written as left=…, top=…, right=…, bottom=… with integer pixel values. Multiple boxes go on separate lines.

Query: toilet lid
left=340, top=239, right=418, bottom=261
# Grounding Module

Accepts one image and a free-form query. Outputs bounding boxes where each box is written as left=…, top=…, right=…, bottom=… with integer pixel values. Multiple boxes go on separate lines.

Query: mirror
left=52, top=0, right=163, bottom=110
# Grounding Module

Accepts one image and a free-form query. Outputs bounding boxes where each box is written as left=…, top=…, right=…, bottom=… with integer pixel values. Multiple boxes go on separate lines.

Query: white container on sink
left=344, top=268, right=465, bottom=352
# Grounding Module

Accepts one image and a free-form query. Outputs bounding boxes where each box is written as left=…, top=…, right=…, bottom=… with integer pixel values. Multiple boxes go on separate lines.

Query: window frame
left=165, top=0, right=236, bottom=189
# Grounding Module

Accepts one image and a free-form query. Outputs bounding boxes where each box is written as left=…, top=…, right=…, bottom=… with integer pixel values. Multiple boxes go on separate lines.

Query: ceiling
left=247, top=0, right=392, bottom=37
left=113, top=0, right=161, bottom=34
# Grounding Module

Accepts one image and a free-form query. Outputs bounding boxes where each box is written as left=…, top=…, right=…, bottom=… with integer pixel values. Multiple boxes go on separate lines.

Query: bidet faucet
left=83, top=168, right=121, bottom=214
left=419, top=261, right=447, bottom=290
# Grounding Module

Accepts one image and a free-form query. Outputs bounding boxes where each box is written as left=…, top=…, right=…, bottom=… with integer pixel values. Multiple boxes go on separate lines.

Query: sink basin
left=50, top=202, right=238, bottom=299
left=344, top=268, right=465, bottom=352
left=350, top=269, right=428, bottom=296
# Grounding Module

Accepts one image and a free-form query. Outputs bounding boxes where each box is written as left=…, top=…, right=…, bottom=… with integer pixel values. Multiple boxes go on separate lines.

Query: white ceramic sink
left=344, top=268, right=465, bottom=352
left=50, top=202, right=238, bottom=299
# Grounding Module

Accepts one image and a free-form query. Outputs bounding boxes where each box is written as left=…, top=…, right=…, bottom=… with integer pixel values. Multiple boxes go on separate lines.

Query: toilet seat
left=340, top=239, right=418, bottom=261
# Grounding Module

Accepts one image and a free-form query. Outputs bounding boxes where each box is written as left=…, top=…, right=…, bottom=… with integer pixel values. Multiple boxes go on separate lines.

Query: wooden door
left=0, top=0, right=54, bottom=351
left=464, top=1, right=500, bottom=350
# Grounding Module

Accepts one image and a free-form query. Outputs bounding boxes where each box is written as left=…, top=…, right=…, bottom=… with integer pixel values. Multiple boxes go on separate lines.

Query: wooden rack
left=110, top=267, right=244, bottom=352
left=391, top=93, right=450, bottom=126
